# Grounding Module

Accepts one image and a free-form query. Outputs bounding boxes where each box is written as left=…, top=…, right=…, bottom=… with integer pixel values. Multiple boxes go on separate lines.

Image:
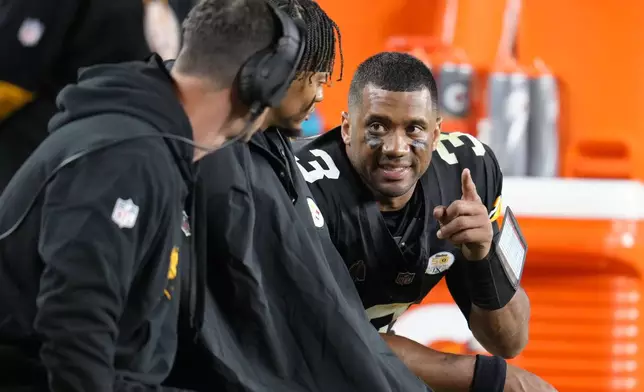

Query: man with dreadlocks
left=164, top=1, right=429, bottom=391
left=260, top=0, right=342, bottom=134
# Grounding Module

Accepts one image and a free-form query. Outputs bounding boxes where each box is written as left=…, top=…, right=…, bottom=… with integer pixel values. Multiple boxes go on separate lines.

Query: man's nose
left=382, top=130, right=410, bottom=157
left=315, top=85, right=324, bottom=103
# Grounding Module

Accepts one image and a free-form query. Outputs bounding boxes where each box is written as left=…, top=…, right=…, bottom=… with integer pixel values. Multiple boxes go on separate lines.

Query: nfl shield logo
left=111, top=198, right=139, bottom=229
left=395, top=272, right=416, bottom=286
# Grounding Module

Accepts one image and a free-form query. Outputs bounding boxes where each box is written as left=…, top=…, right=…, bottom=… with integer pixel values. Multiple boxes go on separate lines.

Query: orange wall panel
left=450, top=0, right=507, bottom=70
left=517, top=1, right=644, bottom=179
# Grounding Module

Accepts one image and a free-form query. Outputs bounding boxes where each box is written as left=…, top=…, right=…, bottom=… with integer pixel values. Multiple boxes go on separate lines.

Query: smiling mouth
left=380, top=164, right=410, bottom=170
left=377, top=165, right=411, bottom=181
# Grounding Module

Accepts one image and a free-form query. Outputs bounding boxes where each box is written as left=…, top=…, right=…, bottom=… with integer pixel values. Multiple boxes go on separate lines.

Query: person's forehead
left=359, top=85, right=432, bottom=118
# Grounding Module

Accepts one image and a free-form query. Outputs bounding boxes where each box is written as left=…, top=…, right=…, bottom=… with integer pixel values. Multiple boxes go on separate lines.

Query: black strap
left=464, top=243, right=517, bottom=310
left=470, top=355, right=507, bottom=392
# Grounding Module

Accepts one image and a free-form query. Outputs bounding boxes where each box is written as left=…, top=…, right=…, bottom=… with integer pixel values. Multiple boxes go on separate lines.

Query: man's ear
left=341, top=111, right=351, bottom=145
left=431, top=116, right=443, bottom=150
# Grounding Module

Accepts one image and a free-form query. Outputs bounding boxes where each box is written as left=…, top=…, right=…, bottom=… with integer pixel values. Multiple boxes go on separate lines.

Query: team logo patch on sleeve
left=489, top=196, right=502, bottom=222
left=111, top=198, right=139, bottom=229
left=307, top=197, right=325, bottom=228
left=18, top=18, right=45, bottom=47
left=425, top=252, right=455, bottom=275
left=164, top=247, right=179, bottom=299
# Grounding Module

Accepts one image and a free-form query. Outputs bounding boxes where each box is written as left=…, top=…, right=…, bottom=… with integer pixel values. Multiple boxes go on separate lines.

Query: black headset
left=0, top=1, right=306, bottom=241
left=237, top=1, right=306, bottom=115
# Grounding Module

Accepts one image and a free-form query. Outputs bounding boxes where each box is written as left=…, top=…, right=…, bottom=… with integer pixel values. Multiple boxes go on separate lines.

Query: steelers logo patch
left=307, top=197, right=324, bottom=228
left=425, top=252, right=455, bottom=275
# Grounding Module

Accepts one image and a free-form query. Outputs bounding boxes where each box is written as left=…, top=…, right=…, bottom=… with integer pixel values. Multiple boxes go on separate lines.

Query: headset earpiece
left=237, top=47, right=274, bottom=107
left=236, top=2, right=305, bottom=111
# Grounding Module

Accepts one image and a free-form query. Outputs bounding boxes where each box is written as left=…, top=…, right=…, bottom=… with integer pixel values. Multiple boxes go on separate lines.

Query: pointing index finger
left=461, top=168, right=481, bottom=202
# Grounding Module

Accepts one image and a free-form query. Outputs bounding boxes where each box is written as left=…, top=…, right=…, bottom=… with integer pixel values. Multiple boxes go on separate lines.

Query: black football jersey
left=294, top=127, right=503, bottom=331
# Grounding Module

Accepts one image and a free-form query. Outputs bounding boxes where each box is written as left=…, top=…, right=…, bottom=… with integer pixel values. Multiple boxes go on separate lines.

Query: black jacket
left=0, top=56, right=194, bottom=392
left=167, top=130, right=428, bottom=392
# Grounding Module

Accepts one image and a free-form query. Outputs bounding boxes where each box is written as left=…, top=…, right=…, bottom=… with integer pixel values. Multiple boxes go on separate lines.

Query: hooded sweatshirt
left=0, top=55, right=195, bottom=392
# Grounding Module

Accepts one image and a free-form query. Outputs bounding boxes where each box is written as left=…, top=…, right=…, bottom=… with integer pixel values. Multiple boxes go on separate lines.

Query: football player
left=295, top=52, right=556, bottom=392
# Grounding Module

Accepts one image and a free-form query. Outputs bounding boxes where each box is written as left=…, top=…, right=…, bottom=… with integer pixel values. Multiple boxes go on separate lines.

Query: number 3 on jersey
left=436, top=132, right=486, bottom=165
left=296, top=149, right=340, bottom=183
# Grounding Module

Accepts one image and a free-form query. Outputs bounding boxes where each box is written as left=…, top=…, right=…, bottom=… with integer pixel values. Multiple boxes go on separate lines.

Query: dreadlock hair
left=268, top=0, right=344, bottom=82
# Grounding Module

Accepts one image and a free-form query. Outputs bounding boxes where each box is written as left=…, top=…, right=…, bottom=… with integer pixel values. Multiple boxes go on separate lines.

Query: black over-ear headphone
left=237, top=1, right=306, bottom=114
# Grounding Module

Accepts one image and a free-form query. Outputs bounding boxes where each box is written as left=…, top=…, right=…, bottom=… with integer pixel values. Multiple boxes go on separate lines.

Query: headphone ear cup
left=238, top=49, right=274, bottom=108
left=237, top=57, right=258, bottom=108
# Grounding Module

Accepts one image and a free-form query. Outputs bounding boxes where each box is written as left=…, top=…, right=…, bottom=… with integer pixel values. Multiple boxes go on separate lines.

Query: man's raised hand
left=434, top=169, right=493, bottom=261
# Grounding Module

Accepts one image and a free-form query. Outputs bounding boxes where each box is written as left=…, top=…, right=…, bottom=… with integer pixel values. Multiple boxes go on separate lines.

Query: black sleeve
left=0, top=0, right=80, bottom=92
left=294, top=147, right=341, bottom=240
left=306, top=179, right=339, bottom=232
left=290, top=136, right=318, bottom=152
left=34, top=145, right=168, bottom=392
left=445, top=260, right=473, bottom=323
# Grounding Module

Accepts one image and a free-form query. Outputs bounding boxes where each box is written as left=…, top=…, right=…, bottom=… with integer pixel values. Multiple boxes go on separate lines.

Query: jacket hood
left=49, top=54, right=194, bottom=178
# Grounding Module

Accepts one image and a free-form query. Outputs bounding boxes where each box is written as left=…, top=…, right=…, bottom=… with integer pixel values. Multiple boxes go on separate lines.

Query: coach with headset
left=0, top=0, right=306, bottom=391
